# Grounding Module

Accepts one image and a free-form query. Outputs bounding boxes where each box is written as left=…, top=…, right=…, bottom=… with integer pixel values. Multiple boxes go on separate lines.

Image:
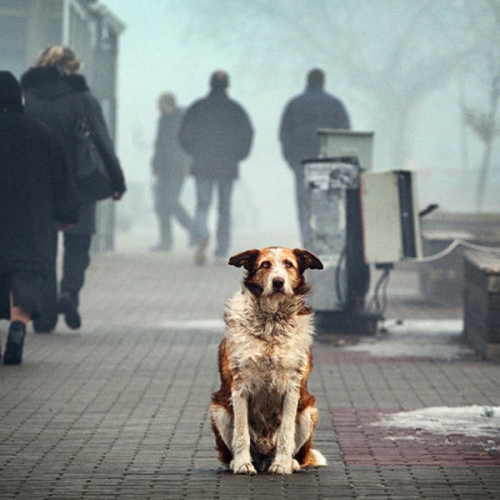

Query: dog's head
left=228, top=246, right=323, bottom=300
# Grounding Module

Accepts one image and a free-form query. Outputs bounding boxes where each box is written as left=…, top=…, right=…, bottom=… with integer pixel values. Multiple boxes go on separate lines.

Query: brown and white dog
left=210, top=246, right=326, bottom=475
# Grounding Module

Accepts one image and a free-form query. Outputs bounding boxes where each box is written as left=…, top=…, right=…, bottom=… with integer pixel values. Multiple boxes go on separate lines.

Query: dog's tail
left=301, top=448, right=327, bottom=468
left=311, top=449, right=327, bottom=467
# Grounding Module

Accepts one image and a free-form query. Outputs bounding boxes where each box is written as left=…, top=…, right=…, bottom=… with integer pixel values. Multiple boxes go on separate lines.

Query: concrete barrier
left=464, top=251, right=500, bottom=360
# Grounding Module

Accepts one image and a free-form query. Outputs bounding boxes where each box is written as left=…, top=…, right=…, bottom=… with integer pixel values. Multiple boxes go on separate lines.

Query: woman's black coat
left=0, top=106, right=80, bottom=277
left=20, top=67, right=126, bottom=234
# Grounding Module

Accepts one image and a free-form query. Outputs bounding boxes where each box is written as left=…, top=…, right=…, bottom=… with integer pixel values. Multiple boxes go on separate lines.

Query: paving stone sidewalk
left=1, top=253, right=499, bottom=499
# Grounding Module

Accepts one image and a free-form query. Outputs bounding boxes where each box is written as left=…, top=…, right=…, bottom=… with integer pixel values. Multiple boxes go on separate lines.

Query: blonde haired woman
left=21, top=45, right=126, bottom=332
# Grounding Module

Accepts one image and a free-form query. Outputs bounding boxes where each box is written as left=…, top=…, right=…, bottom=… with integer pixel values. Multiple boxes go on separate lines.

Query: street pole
left=62, top=0, right=71, bottom=46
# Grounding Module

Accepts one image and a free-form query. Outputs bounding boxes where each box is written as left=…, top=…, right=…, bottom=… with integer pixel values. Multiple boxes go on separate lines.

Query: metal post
left=62, top=0, right=71, bottom=46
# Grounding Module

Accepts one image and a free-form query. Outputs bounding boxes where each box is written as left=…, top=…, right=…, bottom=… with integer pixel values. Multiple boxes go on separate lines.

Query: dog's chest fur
left=224, top=288, right=313, bottom=394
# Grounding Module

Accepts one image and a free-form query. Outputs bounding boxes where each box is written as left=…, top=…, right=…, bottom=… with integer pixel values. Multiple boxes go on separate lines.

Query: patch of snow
left=344, top=319, right=475, bottom=360
left=385, top=435, right=418, bottom=441
left=373, top=405, right=500, bottom=438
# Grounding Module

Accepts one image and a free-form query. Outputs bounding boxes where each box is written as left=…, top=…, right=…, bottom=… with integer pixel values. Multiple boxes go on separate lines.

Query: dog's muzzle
left=272, top=277, right=285, bottom=292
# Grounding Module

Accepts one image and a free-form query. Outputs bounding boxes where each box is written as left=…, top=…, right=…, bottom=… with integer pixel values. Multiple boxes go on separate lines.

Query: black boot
left=3, top=320, right=26, bottom=365
left=58, top=291, right=81, bottom=330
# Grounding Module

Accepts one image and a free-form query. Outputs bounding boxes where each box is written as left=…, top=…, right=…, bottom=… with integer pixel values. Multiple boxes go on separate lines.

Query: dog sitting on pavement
left=210, top=246, right=327, bottom=474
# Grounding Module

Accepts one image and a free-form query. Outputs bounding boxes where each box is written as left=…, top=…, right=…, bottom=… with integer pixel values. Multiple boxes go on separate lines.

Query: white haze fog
left=101, top=0, right=500, bottom=254
left=105, top=0, right=303, bottom=252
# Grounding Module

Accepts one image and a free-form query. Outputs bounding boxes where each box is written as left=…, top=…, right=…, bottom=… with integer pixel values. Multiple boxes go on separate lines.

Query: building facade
left=0, top=0, right=125, bottom=251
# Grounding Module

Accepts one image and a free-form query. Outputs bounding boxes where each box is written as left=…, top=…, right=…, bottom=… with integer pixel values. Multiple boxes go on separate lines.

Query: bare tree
left=462, top=0, right=500, bottom=211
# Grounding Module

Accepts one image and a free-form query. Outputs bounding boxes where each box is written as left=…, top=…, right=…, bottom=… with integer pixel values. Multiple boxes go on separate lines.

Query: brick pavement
left=1, top=252, right=500, bottom=499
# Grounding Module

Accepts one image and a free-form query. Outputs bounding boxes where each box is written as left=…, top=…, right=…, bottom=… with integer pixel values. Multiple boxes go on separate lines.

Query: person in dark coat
left=279, top=68, right=351, bottom=247
left=0, top=71, right=80, bottom=364
left=20, top=45, right=127, bottom=332
left=151, top=92, right=194, bottom=251
left=179, top=70, right=253, bottom=265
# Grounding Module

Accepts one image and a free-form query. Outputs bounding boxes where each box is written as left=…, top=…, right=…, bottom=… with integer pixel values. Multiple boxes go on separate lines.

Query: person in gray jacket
left=279, top=68, right=350, bottom=247
left=21, top=45, right=126, bottom=332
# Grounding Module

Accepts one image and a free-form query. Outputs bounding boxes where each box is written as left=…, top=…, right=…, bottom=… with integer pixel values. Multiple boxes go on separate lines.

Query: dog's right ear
left=228, top=249, right=260, bottom=270
left=293, top=248, right=324, bottom=271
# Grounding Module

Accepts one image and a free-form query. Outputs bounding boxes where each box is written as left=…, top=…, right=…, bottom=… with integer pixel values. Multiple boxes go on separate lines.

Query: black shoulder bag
left=74, top=111, right=115, bottom=201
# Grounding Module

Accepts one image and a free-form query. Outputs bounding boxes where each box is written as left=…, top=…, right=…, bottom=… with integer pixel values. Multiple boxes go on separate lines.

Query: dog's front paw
left=269, top=455, right=293, bottom=475
left=230, top=458, right=257, bottom=475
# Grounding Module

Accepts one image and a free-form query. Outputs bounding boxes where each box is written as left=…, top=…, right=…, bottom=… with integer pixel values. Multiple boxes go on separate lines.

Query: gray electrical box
left=361, top=170, right=422, bottom=264
left=304, top=159, right=359, bottom=311
left=318, top=129, right=374, bottom=170
left=304, top=129, right=375, bottom=313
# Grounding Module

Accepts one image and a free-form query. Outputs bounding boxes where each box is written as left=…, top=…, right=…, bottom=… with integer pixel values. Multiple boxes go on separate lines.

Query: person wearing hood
left=279, top=68, right=351, bottom=247
left=0, top=71, right=80, bottom=364
left=20, top=45, right=127, bottom=332
left=178, top=70, right=253, bottom=266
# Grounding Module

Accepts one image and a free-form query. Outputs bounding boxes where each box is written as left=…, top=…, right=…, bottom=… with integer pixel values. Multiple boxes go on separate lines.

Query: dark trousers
left=33, top=230, right=91, bottom=332
left=194, top=177, right=233, bottom=258
left=154, top=176, right=193, bottom=249
left=293, top=166, right=310, bottom=248
left=60, top=233, right=92, bottom=303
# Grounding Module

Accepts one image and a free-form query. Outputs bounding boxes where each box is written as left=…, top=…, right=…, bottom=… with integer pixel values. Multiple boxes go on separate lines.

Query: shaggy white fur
left=210, top=247, right=326, bottom=475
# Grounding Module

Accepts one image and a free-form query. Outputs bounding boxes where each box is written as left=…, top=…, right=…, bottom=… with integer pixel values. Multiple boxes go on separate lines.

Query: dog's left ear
left=228, top=249, right=260, bottom=270
left=293, top=249, right=324, bottom=271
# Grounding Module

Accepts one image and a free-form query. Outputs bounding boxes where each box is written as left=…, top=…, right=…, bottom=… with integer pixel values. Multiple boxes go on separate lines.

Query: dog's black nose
left=272, top=277, right=284, bottom=290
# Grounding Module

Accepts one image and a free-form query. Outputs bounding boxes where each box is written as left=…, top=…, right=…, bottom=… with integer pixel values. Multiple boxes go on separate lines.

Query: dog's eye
left=283, top=260, right=294, bottom=269
left=260, top=261, right=271, bottom=269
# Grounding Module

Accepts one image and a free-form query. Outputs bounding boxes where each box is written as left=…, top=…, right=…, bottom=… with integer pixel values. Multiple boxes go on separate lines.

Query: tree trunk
left=475, top=79, right=500, bottom=211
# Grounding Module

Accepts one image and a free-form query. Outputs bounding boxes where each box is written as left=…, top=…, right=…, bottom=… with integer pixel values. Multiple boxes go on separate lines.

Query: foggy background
left=100, top=0, right=500, bottom=254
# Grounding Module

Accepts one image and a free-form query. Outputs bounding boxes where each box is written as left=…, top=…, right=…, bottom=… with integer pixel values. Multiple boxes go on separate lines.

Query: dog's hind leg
left=294, top=406, right=327, bottom=468
left=210, top=404, right=233, bottom=466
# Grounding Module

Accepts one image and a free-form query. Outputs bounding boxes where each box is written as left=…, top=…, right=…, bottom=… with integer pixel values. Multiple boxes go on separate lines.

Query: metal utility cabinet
left=304, top=129, right=376, bottom=333
left=361, top=170, right=422, bottom=265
